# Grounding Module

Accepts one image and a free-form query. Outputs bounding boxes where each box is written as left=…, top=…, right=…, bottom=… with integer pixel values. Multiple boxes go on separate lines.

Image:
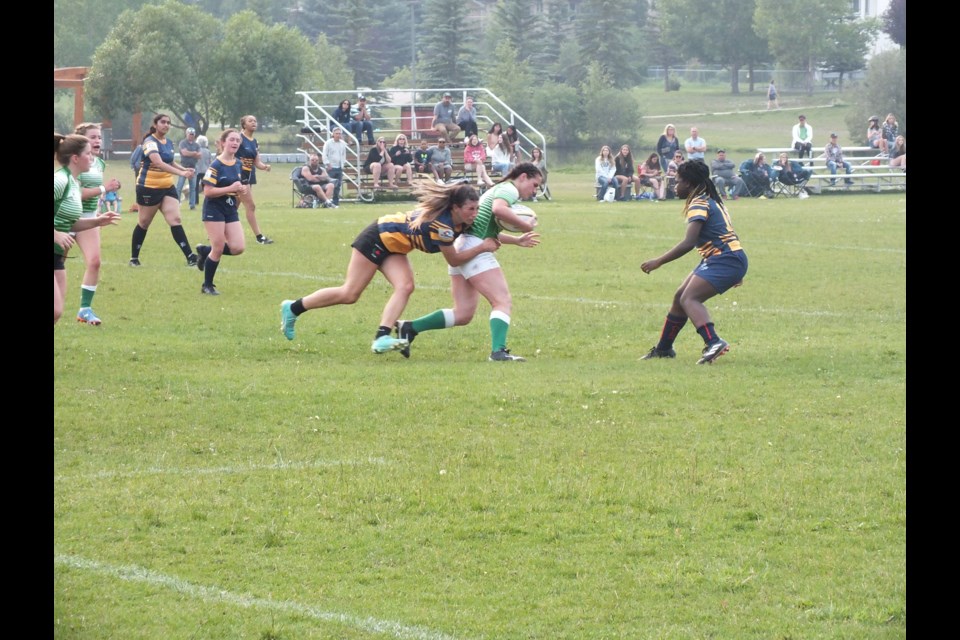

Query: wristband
left=99, top=185, right=106, bottom=196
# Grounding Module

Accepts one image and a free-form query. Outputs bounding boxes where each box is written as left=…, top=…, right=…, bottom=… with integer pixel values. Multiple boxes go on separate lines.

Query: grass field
left=54, top=155, right=906, bottom=639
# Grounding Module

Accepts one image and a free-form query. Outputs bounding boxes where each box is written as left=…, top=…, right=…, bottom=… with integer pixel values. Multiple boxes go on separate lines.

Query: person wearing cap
left=866, top=115, right=883, bottom=150
left=428, top=138, right=454, bottom=183
left=710, top=149, right=744, bottom=200
left=433, top=92, right=460, bottom=144
left=177, top=127, right=202, bottom=210
left=824, top=133, right=854, bottom=186
left=354, top=96, right=375, bottom=145
left=791, top=115, right=813, bottom=164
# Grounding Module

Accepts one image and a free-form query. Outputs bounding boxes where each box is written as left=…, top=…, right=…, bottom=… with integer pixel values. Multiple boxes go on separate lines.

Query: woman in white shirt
left=595, top=145, right=619, bottom=201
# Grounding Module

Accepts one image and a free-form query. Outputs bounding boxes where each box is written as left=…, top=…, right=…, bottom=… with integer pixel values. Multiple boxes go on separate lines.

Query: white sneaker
left=798, top=190, right=810, bottom=199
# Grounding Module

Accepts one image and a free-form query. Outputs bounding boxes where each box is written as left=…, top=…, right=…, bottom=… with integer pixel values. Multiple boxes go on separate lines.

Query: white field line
left=55, top=457, right=388, bottom=483
left=54, top=553, right=467, bottom=640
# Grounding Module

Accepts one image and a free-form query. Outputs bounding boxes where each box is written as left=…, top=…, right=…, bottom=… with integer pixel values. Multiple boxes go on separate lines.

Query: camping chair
left=290, top=166, right=316, bottom=208
left=771, top=161, right=812, bottom=198
left=738, top=159, right=773, bottom=198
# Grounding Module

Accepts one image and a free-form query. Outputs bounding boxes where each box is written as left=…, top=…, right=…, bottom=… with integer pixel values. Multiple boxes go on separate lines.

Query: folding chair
left=290, top=166, right=316, bottom=208
left=771, top=161, right=812, bottom=198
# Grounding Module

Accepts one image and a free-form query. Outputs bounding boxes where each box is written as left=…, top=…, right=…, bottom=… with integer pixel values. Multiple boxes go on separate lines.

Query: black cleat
left=641, top=346, right=677, bottom=360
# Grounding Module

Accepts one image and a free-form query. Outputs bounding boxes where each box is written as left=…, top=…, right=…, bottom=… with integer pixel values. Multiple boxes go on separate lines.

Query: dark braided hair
left=678, top=159, right=724, bottom=207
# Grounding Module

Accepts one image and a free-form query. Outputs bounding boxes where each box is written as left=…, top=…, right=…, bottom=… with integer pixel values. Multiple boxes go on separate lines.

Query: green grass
left=55, top=157, right=905, bottom=639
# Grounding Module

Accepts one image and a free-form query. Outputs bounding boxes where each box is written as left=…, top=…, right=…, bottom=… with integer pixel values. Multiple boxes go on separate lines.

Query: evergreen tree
left=574, top=0, right=648, bottom=89
left=418, top=0, right=481, bottom=87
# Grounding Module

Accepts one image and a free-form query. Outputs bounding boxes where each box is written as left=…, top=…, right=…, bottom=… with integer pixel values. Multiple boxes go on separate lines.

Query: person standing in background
left=176, top=127, right=201, bottom=210
left=236, top=115, right=273, bottom=245
left=766, top=80, right=780, bottom=109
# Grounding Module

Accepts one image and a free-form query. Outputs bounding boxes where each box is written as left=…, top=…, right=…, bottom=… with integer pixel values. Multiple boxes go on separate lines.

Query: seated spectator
left=362, top=137, right=395, bottom=189
left=463, top=134, right=494, bottom=188
left=881, top=113, right=899, bottom=155
left=456, top=96, right=479, bottom=140
left=791, top=114, right=814, bottom=163
left=665, top=151, right=684, bottom=199
left=888, top=135, right=906, bottom=170
left=331, top=99, right=360, bottom=140
left=710, top=149, right=745, bottom=200
left=866, top=115, right=883, bottom=150
left=773, top=152, right=812, bottom=197
left=428, top=139, right=453, bottom=183
left=824, top=133, right=854, bottom=186
left=432, top=92, right=461, bottom=143
left=354, top=95, right=375, bottom=145
left=413, top=140, right=434, bottom=175
left=488, top=134, right=513, bottom=175
left=740, top=152, right=775, bottom=197
left=297, top=153, right=337, bottom=208
left=614, top=144, right=640, bottom=201
left=486, top=122, right=503, bottom=152
left=595, top=145, right=620, bottom=201
left=638, top=153, right=665, bottom=200
left=388, top=134, right=414, bottom=186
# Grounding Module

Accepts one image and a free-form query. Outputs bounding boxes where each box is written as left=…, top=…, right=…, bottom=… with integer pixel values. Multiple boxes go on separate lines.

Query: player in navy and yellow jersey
left=279, top=182, right=499, bottom=355
left=129, top=114, right=199, bottom=267
left=193, top=129, right=248, bottom=296
left=640, top=160, right=748, bottom=364
left=54, top=133, right=121, bottom=325
left=394, top=163, right=542, bottom=362
left=236, top=115, right=273, bottom=245
left=73, top=122, right=122, bottom=326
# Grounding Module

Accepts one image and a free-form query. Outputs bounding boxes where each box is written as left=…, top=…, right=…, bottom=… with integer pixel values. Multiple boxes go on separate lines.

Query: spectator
left=100, top=187, right=120, bottom=213
left=413, top=139, right=434, bottom=176
left=657, top=124, right=680, bottom=170
left=824, top=133, right=854, bottom=186
left=433, top=92, right=461, bottom=143
left=866, top=115, right=883, bottom=150
left=464, top=133, right=494, bottom=188
left=354, top=95, right=375, bottom=145
left=888, top=135, right=906, bottom=170
left=362, top=136, right=396, bottom=190
left=457, top=96, right=479, bottom=139
left=195, top=135, right=212, bottom=207
left=429, top=139, right=454, bottom=183
left=710, top=149, right=744, bottom=201
left=176, top=127, right=201, bottom=210
left=299, top=152, right=337, bottom=208
left=332, top=99, right=360, bottom=141
left=486, top=122, right=503, bottom=151
left=742, top=152, right=775, bottom=197
left=767, top=80, right=779, bottom=109
left=529, top=146, right=548, bottom=200
left=638, top=153, right=665, bottom=200
left=129, top=143, right=144, bottom=180
left=595, top=145, right=619, bottom=201
left=505, top=124, right=521, bottom=163
left=388, top=133, right=414, bottom=186
left=881, top=113, right=899, bottom=155
left=237, top=115, right=273, bottom=244
left=323, top=126, right=349, bottom=205
left=665, top=151, right=684, bottom=199
left=614, top=144, right=640, bottom=201
left=791, top=114, right=814, bottom=164
left=488, top=134, right=513, bottom=175
left=773, top=152, right=812, bottom=198
left=684, top=127, right=707, bottom=161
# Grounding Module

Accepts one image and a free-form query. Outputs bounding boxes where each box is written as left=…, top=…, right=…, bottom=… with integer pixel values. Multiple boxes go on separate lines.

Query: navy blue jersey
left=201, top=157, right=243, bottom=218
left=137, top=135, right=176, bottom=188
left=684, top=194, right=743, bottom=258
left=377, top=210, right=462, bottom=255
left=237, top=133, right=259, bottom=183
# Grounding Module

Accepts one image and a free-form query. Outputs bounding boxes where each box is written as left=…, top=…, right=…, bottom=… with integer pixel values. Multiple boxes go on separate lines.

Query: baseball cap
left=868, top=115, right=878, bottom=122
left=186, top=127, right=196, bottom=133
left=442, top=92, right=452, bottom=98
left=830, top=132, right=838, bottom=137
left=358, top=95, right=366, bottom=100
left=716, top=149, right=725, bottom=153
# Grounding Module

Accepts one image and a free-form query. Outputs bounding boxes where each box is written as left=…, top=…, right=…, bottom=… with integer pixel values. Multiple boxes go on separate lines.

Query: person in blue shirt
left=640, top=160, right=748, bottom=365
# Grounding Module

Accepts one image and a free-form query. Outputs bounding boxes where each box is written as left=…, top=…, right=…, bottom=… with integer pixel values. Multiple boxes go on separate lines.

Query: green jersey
left=54, top=167, right=83, bottom=256
left=468, top=181, right=520, bottom=239
left=78, top=156, right=106, bottom=214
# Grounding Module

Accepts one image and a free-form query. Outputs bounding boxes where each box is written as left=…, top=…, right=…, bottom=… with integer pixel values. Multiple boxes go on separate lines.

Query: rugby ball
left=497, top=204, right=538, bottom=233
